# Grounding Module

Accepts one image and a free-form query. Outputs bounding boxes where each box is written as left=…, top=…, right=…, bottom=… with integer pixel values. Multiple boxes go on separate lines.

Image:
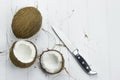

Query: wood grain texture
left=1, top=0, right=119, bottom=80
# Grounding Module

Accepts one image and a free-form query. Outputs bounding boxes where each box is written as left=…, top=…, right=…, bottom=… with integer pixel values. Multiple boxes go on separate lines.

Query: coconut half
left=40, top=50, right=64, bottom=74
left=10, top=40, right=37, bottom=68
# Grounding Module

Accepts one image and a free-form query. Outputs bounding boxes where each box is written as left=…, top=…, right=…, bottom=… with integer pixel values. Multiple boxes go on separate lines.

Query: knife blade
left=51, top=26, right=97, bottom=75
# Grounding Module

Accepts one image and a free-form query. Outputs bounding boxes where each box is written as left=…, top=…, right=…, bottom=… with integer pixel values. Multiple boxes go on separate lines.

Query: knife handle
left=73, top=49, right=91, bottom=73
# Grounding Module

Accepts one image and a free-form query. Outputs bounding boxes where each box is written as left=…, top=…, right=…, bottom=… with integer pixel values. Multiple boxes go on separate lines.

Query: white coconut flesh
left=13, top=40, right=36, bottom=63
left=41, top=51, right=63, bottom=73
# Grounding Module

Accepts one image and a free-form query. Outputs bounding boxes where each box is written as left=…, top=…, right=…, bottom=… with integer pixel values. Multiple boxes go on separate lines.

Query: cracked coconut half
left=40, top=50, right=64, bottom=74
left=10, top=40, right=37, bottom=68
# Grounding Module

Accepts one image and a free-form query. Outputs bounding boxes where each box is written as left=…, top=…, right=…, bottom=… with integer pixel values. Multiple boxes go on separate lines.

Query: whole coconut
left=12, top=7, right=42, bottom=38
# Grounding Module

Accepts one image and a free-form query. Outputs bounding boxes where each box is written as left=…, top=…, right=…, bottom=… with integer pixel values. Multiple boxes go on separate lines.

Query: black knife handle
left=73, top=49, right=91, bottom=73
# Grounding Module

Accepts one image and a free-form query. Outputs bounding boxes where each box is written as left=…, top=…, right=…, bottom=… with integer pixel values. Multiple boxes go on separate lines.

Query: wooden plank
left=0, top=0, right=111, bottom=80
left=108, top=0, right=120, bottom=80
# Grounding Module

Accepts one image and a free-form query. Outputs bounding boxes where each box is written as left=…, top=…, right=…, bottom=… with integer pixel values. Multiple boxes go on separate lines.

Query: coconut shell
left=12, top=7, right=42, bottom=38
left=9, top=41, right=37, bottom=68
left=40, top=49, right=64, bottom=74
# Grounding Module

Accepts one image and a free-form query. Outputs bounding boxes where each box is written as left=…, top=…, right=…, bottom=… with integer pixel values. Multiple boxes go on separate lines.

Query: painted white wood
left=108, top=0, right=120, bottom=80
left=0, top=0, right=119, bottom=80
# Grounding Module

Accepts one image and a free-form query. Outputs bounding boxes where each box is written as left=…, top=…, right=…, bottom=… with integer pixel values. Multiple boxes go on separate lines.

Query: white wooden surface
left=0, top=0, right=120, bottom=80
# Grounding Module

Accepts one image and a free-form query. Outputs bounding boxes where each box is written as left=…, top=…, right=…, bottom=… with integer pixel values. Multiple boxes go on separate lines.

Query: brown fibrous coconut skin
left=39, top=49, right=64, bottom=74
left=12, top=7, right=42, bottom=38
left=9, top=41, right=37, bottom=68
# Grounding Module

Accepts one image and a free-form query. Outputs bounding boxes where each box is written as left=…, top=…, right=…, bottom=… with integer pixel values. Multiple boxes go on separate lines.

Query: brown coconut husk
left=12, top=7, right=42, bottom=38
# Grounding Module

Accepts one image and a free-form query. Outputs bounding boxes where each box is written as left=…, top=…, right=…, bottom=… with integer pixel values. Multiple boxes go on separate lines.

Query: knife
left=51, top=26, right=97, bottom=75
